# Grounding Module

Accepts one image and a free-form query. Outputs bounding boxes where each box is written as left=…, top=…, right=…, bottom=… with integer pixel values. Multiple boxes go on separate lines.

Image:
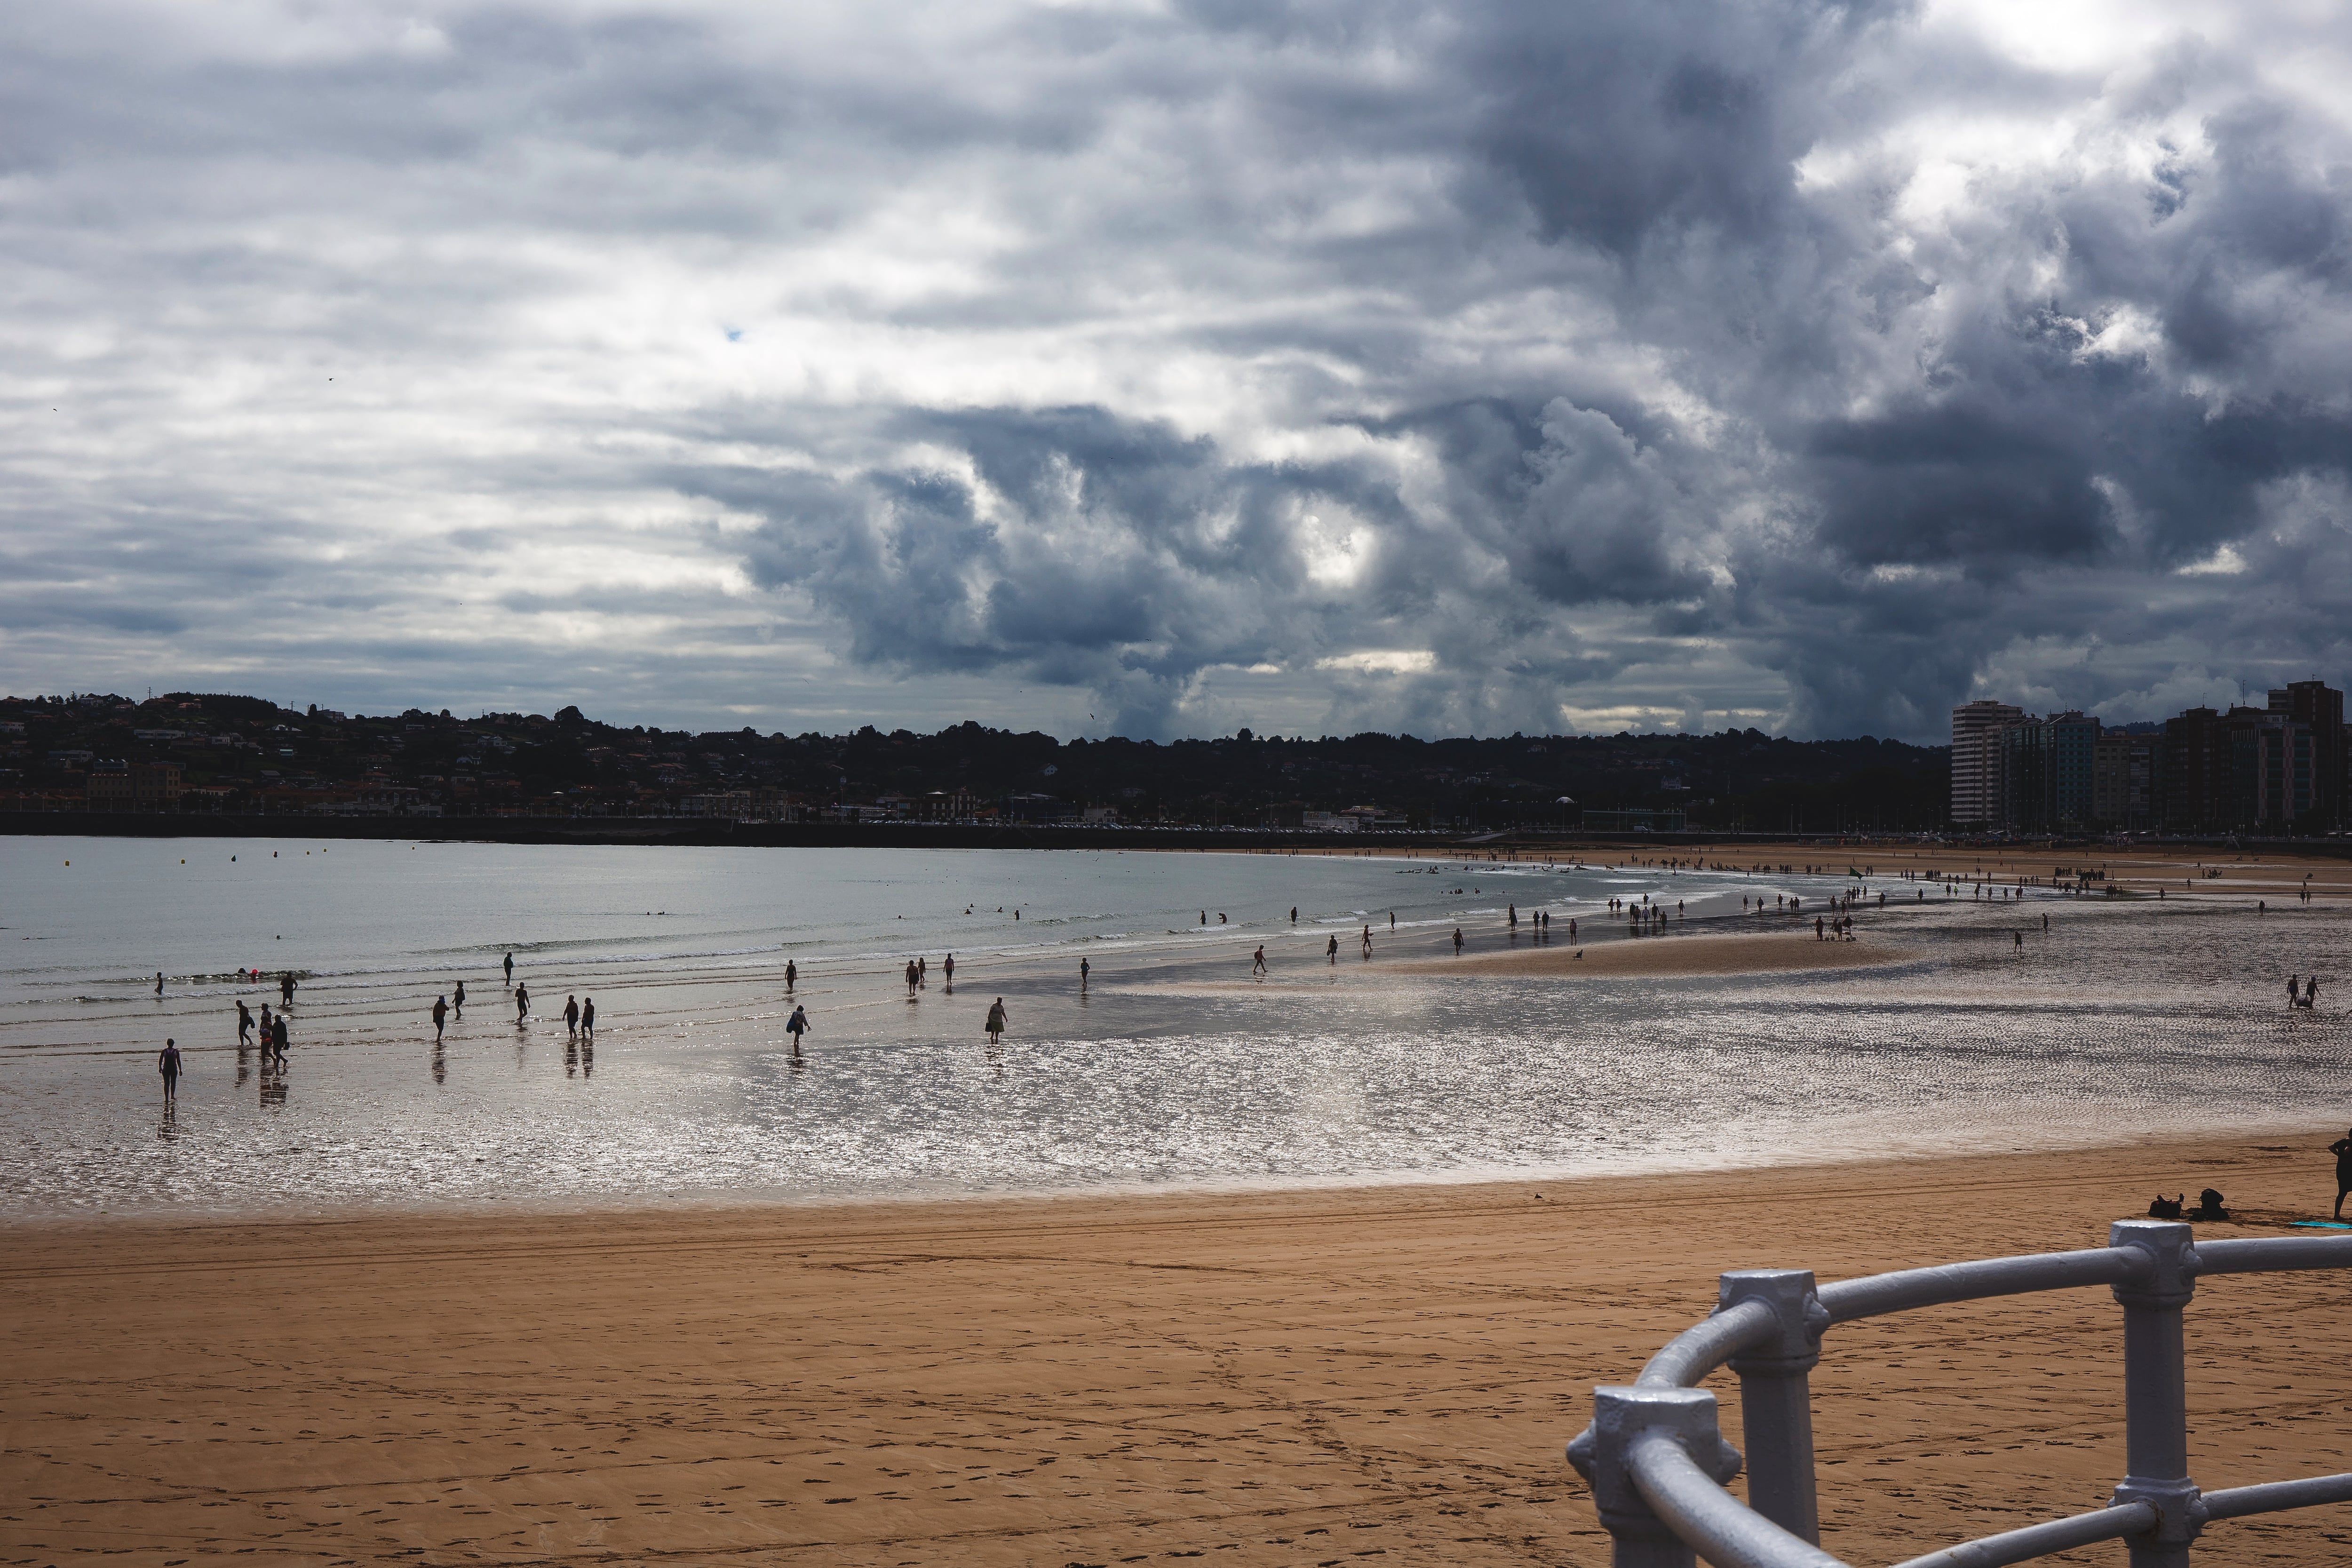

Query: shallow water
left=3, top=838, right=2342, bottom=1218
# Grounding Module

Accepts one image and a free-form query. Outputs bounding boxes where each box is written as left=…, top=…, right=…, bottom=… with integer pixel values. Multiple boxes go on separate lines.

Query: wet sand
left=9, top=1133, right=2352, bottom=1567
left=1391, top=929, right=1917, bottom=978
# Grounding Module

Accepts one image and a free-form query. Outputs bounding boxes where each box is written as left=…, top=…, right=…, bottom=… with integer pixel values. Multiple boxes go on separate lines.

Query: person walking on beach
left=906, top=959, right=920, bottom=991
left=943, top=953, right=955, bottom=985
left=580, top=997, right=595, bottom=1038
left=237, top=1000, right=254, bottom=1045
left=1453, top=926, right=1464, bottom=955
left=2291, top=975, right=2301, bottom=1007
left=564, top=994, right=580, bottom=1037
left=270, top=1011, right=289, bottom=1064
left=503, top=952, right=514, bottom=987
left=1327, top=933, right=1339, bottom=963
left=2307, top=976, right=2320, bottom=1009
left=1080, top=956, right=1091, bottom=989
left=432, top=995, right=448, bottom=1042
left=785, top=960, right=797, bottom=992
left=280, top=971, right=296, bottom=1006
left=1360, top=925, right=1372, bottom=959
left=984, top=997, right=1008, bottom=1044
left=2333, top=1129, right=2352, bottom=1219
left=159, top=1038, right=181, bottom=1101
left=1252, top=945, right=1267, bottom=975
left=453, top=980, right=466, bottom=1016
left=514, top=981, right=531, bottom=1025
left=786, top=1003, right=809, bottom=1051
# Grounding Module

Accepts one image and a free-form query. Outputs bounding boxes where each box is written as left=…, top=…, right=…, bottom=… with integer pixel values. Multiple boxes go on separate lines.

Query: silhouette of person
left=2308, top=976, right=2320, bottom=1008
left=1290, top=907, right=1298, bottom=923
left=503, top=952, right=514, bottom=987
left=270, top=1011, right=288, bottom=1063
left=580, top=997, right=596, bottom=1038
left=514, top=981, right=530, bottom=1024
left=1252, top=945, right=1266, bottom=975
left=155, top=971, right=164, bottom=997
left=2333, top=1129, right=2352, bottom=1219
left=1327, top=934, right=1339, bottom=962
left=786, top=1003, right=810, bottom=1050
left=984, top=998, right=1008, bottom=1044
left=943, top=954, right=954, bottom=984
left=1453, top=927, right=1464, bottom=954
left=1080, top=956, right=1090, bottom=988
left=237, top=1000, right=254, bottom=1044
left=564, top=994, right=580, bottom=1037
left=785, top=960, right=797, bottom=992
left=453, top=980, right=466, bottom=1015
left=2292, top=975, right=2302, bottom=1006
left=432, top=995, right=448, bottom=1042
left=159, top=1037, right=181, bottom=1101
left=281, top=971, right=295, bottom=1005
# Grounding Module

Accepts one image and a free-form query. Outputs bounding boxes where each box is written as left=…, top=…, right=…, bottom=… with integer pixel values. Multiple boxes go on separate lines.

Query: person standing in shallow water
left=984, top=997, right=1008, bottom=1044
left=564, top=994, right=580, bottom=1038
left=580, top=997, right=595, bottom=1039
left=453, top=980, right=466, bottom=1016
left=432, top=995, right=448, bottom=1042
left=785, top=959, right=797, bottom=992
left=2333, top=1129, right=2352, bottom=1219
left=503, top=952, right=514, bottom=987
left=237, top=1000, right=254, bottom=1046
left=158, top=1037, right=181, bottom=1101
left=514, top=981, right=530, bottom=1025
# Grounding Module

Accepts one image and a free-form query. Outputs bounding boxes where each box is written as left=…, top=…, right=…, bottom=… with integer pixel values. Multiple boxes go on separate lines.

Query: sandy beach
left=9, top=1133, right=2352, bottom=1568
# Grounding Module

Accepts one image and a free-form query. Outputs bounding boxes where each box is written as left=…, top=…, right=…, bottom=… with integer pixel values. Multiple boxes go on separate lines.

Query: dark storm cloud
left=4, top=0, right=2351, bottom=736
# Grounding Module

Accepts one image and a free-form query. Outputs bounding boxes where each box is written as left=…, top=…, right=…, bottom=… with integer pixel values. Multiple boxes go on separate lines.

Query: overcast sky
left=4, top=0, right=2349, bottom=740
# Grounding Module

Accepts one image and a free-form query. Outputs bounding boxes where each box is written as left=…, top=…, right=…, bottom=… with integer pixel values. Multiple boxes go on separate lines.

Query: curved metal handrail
left=1882, top=1503, right=2154, bottom=1568
left=1571, top=1225, right=2352, bottom=1568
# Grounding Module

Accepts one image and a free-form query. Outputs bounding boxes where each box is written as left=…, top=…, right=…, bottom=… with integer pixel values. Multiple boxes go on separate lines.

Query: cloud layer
left=4, top=0, right=2350, bottom=738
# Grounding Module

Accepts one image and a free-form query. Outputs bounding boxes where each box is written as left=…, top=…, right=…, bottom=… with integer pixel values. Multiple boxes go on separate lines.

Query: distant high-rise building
left=2268, top=681, right=2344, bottom=827
left=2163, top=708, right=2229, bottom=830
left=1951, top=700, right=2024, bottom=826
left=2001, top=710, right=2100, bottom=830
left=2093, top=732, right=2131, bottom=826
left=2046, top=711, right=2100, bottom=825
left=2230, top=707, right=2315, bottom=828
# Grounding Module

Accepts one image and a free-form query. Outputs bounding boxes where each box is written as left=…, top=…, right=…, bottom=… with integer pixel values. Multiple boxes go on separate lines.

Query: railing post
left=2109, top=1219, right=2207, bottom=1568
left=1568, top=1385, right=1743, bottom=1568
left=1722, top=1268, right=1829, bottom=1544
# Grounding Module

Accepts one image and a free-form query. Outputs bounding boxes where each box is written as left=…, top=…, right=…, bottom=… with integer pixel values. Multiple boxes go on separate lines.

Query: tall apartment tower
left=2268, top=681, right=2344, bottom=827
left=1951, top=700, right=2025, bottom=825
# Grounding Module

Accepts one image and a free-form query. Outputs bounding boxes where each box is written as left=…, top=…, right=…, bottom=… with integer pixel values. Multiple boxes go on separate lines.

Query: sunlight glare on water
left=2, top=838, right=2344, bottom=1217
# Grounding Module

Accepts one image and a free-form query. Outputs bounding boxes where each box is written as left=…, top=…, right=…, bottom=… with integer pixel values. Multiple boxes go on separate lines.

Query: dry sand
left=11, top=1135, right=2352, bottom=1567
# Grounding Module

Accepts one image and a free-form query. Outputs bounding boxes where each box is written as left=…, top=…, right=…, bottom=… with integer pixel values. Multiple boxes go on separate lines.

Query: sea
left=2, top=837, right=2343, bottom=1218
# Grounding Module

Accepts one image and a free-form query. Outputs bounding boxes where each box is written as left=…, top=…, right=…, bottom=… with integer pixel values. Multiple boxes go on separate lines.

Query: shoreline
left=9, top=1129, right=2352, bottom=1568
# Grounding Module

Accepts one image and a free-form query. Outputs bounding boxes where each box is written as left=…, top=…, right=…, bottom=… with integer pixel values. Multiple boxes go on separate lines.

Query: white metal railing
left=1566, top=1222, right=2352, bottom=1568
